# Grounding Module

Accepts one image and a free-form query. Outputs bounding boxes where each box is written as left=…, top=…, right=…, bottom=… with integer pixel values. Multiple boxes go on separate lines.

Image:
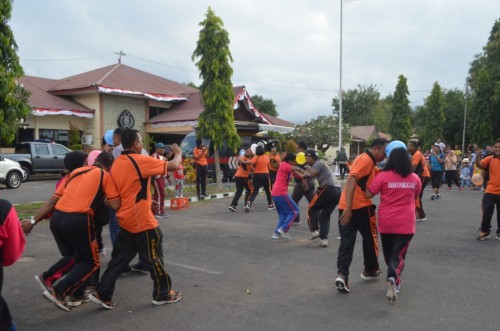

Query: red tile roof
left=50, top=63, right=197, bottom=101
left=18, top=76, right=94, bottom=116
left=147, top=85, right=294, bottom=129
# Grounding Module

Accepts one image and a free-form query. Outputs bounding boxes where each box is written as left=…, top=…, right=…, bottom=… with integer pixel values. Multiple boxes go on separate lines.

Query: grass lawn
left=14, top=202, right=44, bottom=219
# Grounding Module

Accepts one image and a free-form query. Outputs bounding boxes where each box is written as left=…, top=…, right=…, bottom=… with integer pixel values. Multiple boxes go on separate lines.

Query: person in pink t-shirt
left=365, top=147, right=421, bottom=304
left=271, top=153, right=305, bottom=239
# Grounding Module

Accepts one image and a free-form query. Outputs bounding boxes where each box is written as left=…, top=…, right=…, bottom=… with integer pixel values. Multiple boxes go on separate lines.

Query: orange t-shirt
left=111, top=153, right=167, bottom=233
left=268, top=153, right=281, bottom=172
left=234, top=155, right=253, bottom=178
left=251, top=155, right=270, bottom=174
left=339, top=152, right=378, bottom=210
left=411, top=150, right=430, bottom=177
left=54, top=166, right=120, bottom=215
left=193, top=147, right=208, bottom=166
left=481, top=156, right=500, bottom=195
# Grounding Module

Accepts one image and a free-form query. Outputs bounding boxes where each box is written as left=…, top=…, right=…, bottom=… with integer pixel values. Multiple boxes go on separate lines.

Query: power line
left=126, top=53, right=194, bottom=72
left=20, top=54, right=114, bottom=62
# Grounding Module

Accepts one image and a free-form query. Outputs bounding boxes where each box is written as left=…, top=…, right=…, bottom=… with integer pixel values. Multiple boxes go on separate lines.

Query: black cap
left=304, top=149, right=318, bottom=159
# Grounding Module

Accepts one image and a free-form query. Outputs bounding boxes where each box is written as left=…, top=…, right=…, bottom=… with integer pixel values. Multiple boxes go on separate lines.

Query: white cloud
left=10, top=0, right=500, bottom=123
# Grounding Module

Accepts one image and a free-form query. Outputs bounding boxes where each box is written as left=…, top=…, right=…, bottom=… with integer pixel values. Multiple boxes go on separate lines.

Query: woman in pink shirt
left=365, top=146, right=421, bottom=304
left=271, top=153, right=304, bottom=239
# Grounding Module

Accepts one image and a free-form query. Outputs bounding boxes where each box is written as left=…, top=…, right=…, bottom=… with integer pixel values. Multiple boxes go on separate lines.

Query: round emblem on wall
left=118, top=109, right=135, bottom=129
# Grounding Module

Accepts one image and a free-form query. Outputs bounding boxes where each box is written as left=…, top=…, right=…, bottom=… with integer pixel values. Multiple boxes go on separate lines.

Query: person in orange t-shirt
left=89, top=129, right=183, bottom=309
left=477, top=138, right=500, bottom=240
left=243, top=145, right=274, bottom=212
left=22, top=152, right=121, bottom=311
left=335, top=138, right=388, bottom=294
left=193, top=139, right=209, bottom=199
left=228, top=148, right=254, bottom=212
left=268, top=146, right=281, bottom=188
left=408, top=141, right=430, bottom=221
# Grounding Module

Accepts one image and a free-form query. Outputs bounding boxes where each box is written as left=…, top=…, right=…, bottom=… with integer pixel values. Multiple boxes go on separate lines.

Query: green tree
left=422, top=82, right=445, bottom=149
left=332, top=84, right=380, bottom=126
left=183, top=81, right=199, bottom=89
left=373, top=95, right=392, bottom=133
left=442, top=89, right=466, bottom=147
left=468, top=18, right=500, bottom=139
left=468, top=68, right=494, bottom=147
left=251, top=94, right=278, bottom=117
left=292, top=115, right=350, bottom=153
left=192, top=7, right=240, bottom=189
left=412, top=105, right=428, bottom=142
left=388, top=75, right=412, bottom=142
left=0, top=0, right=31, bottom=146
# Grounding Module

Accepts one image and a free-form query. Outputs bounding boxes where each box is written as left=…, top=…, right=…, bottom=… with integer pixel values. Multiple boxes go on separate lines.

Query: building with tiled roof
left=15, top=63, right=294, bottom=149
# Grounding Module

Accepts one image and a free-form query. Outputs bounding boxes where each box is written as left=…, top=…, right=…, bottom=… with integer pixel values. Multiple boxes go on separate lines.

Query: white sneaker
left=386, top=277, right=397, bottom=304
left=310, top=230, right=320, bottom=240
left=320, top=239, right=328, bottom=247
left=277, top=227, right=291, bottom=240
left=272, top=232, right=280, bottom=239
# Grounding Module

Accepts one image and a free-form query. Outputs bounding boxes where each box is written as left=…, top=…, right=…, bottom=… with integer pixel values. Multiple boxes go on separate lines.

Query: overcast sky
left=10, top=0, right=500, bottom=124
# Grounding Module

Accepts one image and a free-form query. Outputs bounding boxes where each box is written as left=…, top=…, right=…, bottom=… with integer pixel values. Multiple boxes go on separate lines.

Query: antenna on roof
left=114, top=50, right=126, bottom=64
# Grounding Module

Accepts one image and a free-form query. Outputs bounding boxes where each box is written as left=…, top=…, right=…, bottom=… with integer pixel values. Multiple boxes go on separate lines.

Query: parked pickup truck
left=0, top=155, right=23, bottom=189
left=5, top=142, right=71, bottom=181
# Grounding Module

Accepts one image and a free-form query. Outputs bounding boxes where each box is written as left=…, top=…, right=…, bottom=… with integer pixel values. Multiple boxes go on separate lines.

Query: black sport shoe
left=244, top=202, right=251, bottom=213
left=335, top=274, right=350, bottom=293
left=228, top=206, right=237, bottom=212
left=152, top=290, right=182, bottom=305
left=131, top=263, right=149, bottom=275
left=360, top=269, right=382, bottom=280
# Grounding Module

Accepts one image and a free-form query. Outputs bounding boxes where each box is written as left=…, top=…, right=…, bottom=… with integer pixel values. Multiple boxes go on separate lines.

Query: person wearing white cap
left=151, top=143, right=169, bottom=218
left=460, top=158, right=471, bottom=190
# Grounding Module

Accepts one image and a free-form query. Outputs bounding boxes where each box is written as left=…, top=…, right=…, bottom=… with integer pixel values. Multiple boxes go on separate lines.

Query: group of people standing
left=241, top=138, right=424, bottom=304
left=19, top=129, right=184, bottom=313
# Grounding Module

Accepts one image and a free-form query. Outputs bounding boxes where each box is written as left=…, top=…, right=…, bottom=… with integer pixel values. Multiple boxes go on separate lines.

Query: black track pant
left=337, top=205, right=379, bottom=281
left=248, top=173, right=272, bottom=206
left=196, top=164, right=207, bottom=196
left=231, top=176, right=253, bottom=207
left=481, top=193, right=500, bottom=234
left=51, top=210, right=100, bottom=298
left=307, top=186, right=341, bottom=239
left=291, top=179, right=315, bottom=223
left=96, top=226, right=173, bottom=302
left=381, top=233, right=413, bottom=286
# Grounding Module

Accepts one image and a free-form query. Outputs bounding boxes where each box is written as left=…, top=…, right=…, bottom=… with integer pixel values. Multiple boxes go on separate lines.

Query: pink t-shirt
left=272, top=161, right=293, bottom=196
left=368, top=171, right=421, bottom=234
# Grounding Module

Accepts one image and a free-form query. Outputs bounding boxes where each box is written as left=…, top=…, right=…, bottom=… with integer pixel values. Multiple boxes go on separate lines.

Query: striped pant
left=272, top=194, right=299, bottom=233
left=307, top=185, right=341, bottom=240
left=381, top=233, right=413, bottom=286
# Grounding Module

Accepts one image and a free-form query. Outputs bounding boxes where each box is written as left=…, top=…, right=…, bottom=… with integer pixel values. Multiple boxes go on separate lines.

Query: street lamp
left=338, top=0, right=343, bottom=151
left=461, top=83, right=468, bottom=157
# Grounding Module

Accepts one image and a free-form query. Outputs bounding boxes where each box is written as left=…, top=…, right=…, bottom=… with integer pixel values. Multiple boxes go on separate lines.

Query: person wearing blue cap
left=365, top=146, right=421, bottom=304
left=101, top=130, right=115, bottom=153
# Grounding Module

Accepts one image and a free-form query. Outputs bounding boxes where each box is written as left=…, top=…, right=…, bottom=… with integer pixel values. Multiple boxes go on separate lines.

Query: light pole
left=338, top=0, right=343, bottom=152
left=461, top=83, right=468, bottom=157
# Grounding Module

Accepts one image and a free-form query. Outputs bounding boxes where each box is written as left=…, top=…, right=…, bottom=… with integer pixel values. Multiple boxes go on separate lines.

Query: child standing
left=365, top=146, right=422, bottom=304
left=460, top=158, right=471, bottom=191
left=174, top=162, right=185, bottom=198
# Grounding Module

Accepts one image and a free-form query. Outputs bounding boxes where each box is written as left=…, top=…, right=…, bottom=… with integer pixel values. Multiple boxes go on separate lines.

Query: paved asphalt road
left=3, top=184, right=500, bottom=330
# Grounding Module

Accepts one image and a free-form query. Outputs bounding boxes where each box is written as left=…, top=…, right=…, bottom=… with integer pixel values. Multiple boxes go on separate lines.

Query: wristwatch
left=30, top=216, right=36, bottom=225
